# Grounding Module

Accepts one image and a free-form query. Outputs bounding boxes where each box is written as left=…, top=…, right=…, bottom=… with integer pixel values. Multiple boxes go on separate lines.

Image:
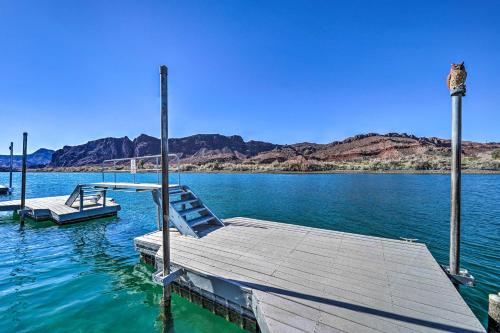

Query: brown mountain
left=49, top=134, right=277, bottom=167
left=47, top=132, right=500, bottom=171
left=249, top=133, right=500, bottom=163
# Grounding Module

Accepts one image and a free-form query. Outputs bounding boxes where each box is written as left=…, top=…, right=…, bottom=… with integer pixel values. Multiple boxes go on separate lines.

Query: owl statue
left=447, top=62, right=467, bottom=92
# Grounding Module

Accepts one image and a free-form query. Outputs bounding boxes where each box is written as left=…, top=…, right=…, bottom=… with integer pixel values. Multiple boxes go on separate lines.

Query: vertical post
left=9, top=142, right=13, bottom=190
left=79, top=186, right=84, bottom=212
left=177, top=161, right=181, bottom=185
left=448, top=63, right=466, bottom=277
left=449, top=93, right=462, bottom=276
left=489, top=293, right=500, bottom=333
left=160, top=65, right=171, bottom=318
left=102, top=189, right=107, bottom=208
left=20, top=133, right=27, bottom=224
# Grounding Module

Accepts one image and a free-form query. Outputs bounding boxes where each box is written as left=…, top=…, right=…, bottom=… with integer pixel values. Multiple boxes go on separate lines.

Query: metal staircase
left=65, top=185, right=107, bottom=211
left=66, top=181, right=223, bottom=237
left=153, top=185, right=224, bottom=238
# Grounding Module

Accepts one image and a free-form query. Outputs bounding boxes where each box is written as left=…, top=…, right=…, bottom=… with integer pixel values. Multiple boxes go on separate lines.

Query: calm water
left=0, top=172, right=498, bottom=331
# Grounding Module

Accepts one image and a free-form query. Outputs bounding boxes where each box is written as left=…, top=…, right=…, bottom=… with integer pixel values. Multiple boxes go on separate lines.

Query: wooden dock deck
left=0, top=195, right=120, bottom=224
left=135, top=217, right=485, bottom=333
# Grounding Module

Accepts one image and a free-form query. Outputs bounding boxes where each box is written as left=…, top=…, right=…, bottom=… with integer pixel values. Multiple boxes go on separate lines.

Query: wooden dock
left=135, top=217, right=485, bottom=333
left=0, top=182, right=171, bottom=224
left=0, top=195, right=120, bottom=224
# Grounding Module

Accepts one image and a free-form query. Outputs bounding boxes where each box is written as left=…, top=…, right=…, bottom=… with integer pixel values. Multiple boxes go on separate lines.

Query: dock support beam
left=448, top=64, right=466, bottom=277
left=489, top=293, right=500, bottom=333
left=20, top=133, right=27, bottom=224
left=160, top=65, right=172, bottom=322
left=9, top=142, right=13, bottom=190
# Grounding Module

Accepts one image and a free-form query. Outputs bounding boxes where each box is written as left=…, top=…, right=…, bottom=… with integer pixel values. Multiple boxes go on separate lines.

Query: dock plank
left=135, top=217, right=485, bottom=333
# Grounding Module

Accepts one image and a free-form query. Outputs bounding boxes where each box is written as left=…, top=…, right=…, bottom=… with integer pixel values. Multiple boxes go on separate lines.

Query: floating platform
left=0, top=195, right=120, bottom=224
left=135, top=217, right=485, bottom=333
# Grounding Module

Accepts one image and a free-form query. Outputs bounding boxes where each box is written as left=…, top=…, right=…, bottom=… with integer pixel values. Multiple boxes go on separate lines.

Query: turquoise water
left=0, top=172, right=498, bottom=331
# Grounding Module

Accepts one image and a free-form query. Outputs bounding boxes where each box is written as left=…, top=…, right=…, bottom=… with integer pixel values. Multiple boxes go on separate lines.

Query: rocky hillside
left=0, top=148, right=54, bottom=170
left=249, top=133, right=499, bottom=163
left=49, top=134, right=277, bottom=167
left=45, top=132, right=500, bottom=172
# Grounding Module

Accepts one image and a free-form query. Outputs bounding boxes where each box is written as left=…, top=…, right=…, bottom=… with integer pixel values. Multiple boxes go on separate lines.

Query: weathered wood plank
left=134, top=217, right=485, bottom=333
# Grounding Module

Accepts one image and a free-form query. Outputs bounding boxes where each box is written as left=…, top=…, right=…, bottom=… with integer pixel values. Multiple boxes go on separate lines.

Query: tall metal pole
left=20, top=133, right=28, bottom=225
left=9, top=142, right=13, bottom=189
left=160, top=65, right=171, bottom=319
left=448, top=63, right=466, bottom=276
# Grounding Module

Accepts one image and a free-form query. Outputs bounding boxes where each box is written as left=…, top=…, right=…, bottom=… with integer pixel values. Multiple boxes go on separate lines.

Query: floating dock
left=0, top=182, right=168, bottom=224
left=0, top=194, right=119, bottom=224
left=135, top=217, right=485, bottom=333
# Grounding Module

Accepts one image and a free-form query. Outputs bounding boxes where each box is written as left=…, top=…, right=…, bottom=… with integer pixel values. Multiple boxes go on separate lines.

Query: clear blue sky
left=1, top=0, right=499, bottom=154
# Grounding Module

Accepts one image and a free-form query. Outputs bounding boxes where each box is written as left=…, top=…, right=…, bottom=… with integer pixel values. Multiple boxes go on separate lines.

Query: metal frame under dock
left=135, top=217, right=485, bottom=333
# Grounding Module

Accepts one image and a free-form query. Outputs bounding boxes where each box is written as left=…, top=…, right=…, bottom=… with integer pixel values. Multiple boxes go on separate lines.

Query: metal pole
left=448, top=63, right=466, bottom=277
left=79, top=186, right=84, bottom=212
left=9, top=142, right=13, bottom=190
left=450, top=93, right=462, bottom=275
left=160, top=65, right=171, bottom=318
left=20, top=133, right=27, bottom=224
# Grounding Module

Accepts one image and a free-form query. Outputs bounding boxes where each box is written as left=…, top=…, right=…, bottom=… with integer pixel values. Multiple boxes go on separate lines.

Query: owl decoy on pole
left=447, top=62, right=467, bottom=95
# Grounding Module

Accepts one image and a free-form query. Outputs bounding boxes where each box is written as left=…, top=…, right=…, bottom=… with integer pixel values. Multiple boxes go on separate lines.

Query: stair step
left=170, top=198, right=198, bottom=206
left=169, top=189, right=187, bottom=196
left=82, top=195, right=101, bottom=201
left=179, top=206, right=207, bottom=216
left=83, top=192, right=102, bottom=197
left=188, top=215, right=215, bottom=228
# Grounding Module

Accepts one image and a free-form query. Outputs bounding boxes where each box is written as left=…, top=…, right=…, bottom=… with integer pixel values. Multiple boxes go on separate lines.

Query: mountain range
left=0, top=148, right=54, bottom=170
left=2, top=133, right=499, bottom=172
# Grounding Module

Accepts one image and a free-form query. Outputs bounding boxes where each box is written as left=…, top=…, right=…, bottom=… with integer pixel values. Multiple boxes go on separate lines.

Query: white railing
left=101, top=154, right=181, bottom=184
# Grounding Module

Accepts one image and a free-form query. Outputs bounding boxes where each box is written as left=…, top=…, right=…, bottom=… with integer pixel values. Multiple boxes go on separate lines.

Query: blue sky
left=0, top=0, right=499, bottom=154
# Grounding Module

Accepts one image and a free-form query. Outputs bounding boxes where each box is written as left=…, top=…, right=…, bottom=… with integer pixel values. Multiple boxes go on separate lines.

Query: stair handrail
left=101, top=154, right=182, bottom=184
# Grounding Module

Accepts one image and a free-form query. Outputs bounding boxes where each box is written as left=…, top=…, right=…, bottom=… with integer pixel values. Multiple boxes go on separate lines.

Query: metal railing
left=101, top=154, right=182, bottom=184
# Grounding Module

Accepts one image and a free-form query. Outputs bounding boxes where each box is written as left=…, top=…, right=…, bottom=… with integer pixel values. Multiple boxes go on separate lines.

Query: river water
left=0, top=172, right=498, bottom=331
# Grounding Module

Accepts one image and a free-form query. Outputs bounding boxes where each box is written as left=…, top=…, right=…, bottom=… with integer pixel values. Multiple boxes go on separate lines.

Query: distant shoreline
left=3, top=168, right=500, bottom=175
